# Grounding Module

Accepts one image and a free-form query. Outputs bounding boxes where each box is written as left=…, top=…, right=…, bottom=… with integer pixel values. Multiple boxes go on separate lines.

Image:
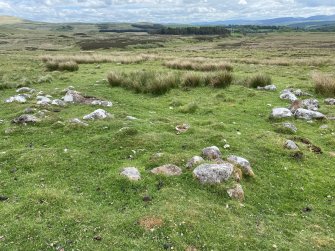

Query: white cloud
left=239, top=0, right=247, bottom=5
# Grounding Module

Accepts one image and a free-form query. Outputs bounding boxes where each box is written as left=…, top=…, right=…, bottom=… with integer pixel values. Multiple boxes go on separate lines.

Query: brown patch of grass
left=45, top=60, right=78, bottom=72
left=245, top=74, right=272, bottom=88
left=164, top=59, right=233, bottom=72
left=139, top=216, right=164, bottom=230
left=312, top=72, right=335, bottom=97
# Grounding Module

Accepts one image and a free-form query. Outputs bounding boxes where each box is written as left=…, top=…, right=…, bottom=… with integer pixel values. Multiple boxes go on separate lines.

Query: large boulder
left=83, top=109, right=111, bottom=120
left=151, top=164, right=182, bottom=176
left=227, top=155, right=255, bottom=176
left=294, top=108, right=325, bottom=120
left=270, top=108, right=293, bottom=119
left=120, top=167, right=141, bottom=181
left=202, top=146, right=222, bottom=160
left=193, top=163, right=233, bottom=184
left=12, top=114, right=39, bottom=124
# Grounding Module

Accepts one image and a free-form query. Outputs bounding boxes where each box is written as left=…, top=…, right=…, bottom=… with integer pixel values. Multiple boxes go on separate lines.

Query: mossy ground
left=0, top=32, right=334, bottom=250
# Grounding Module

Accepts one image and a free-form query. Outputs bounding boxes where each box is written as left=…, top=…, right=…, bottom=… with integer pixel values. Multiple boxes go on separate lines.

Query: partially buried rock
left=193, top=163, right=233, bottom=184
left=69, top=118, right=89, bottom=126
left=63, top=90, right=85, bottom=103
left=52, top=99, right=66, bottom=107
left=186, top=156, right=205, bottom=169
left=294, top=108, right=325, bottom=120
left=5, top=95, right=27, bottom=103
left=281, top=122, right=297, bottom=134
left=280, top=90, right=298, bottom=102
left=12, top=114, right=39, bottom=124
left=325, top=98, right=335, bottom=105
left=91, top=100, right=113, bottom=107
left=227, top=155, right=255, bottom=176
left=176, top=123, right=190, bottom=133
left=16, top=87, right=35, bottom=93
left=257, top=84, right=277, bottom=91
left=227, top=184, right=244, bottom=202
left=83, top=109, right=111, bottom=120
left=202, top=146, right=222, bottom=160
left=36, top=96, right=51, bottom=105
left=270, top=108, right=293, bottom=119
left=284, top=140, right=299, bottom=150
left=302, top=99, right=319, bottom=111
left=126, top=116, right=138, bottom=121
left=120, top=167, right=141, bottom=181
left=151, top=164, right=182, bottom=176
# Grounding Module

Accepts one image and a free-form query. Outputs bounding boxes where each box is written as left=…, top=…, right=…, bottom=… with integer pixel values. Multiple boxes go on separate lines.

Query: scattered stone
left=302, top=206, right=312, bottom=213
left=151, top=164, right=182, bottom=176
left=83, top=109, right=111, bottom=120
left=280, top=90, right=298, bottom=102
left=16, top=87, right=35, bottom=93
left=120, top=167, right=141, bottom=181
left=319, top=125, right=329, bottom=130
left=61, top=86, right=75, bottom=94
left=227, top=184, right=245, bottom=202
left=35, top=111, right=47, bottom=118
left=24, top=107, right=36, bottom=114
left=270, top=108, right=293, bottom=119
left=292, top=89, right=312, bottom=97
left=36, top=96, right=52, bottom=105
left=227, top=155, right=255, bottom=176
left=0, top=196, right=8, bottom=201
left=5, top=95, right=27, bottom=103
left=69, top=118, right=89, bottom=126
left=284, top=140, right=299, bottom=150
left=325, top=98, right=335, bottom=105
left=52, top=121, right=66, bottom=128
left=93, top=236, right=102, bottom=241
left=280, top=122, right=297, bottom=134
left=202, top=146, right=222, bottom=160
left=257, top=84, right=277, bottom=91
left=186, top=156, right=205, bottom=169
left=12, top=114, right=39, bottom=124
left=302, top=99, right=319, bottom=111
left=193, top=163, right=234, bottom=184
left=294, top=108, right=325, bottom=120
left=63, top=90, right=85, bottom=103
left=176, top=123, right=190, bottom=133
left=126, top=116, right=138, bottom=121
left=91, top=100, right=113, bottom=107
left=52, top=99, right=66, bottom=107
left=142, top=195, right=152, bottom=202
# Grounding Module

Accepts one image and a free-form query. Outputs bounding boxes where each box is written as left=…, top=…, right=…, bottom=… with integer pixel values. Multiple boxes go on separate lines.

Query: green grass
left=0, top=31, right=335, bottom=251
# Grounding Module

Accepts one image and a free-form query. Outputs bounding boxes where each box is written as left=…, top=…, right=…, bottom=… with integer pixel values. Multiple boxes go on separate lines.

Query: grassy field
left=0, top=27, right=334, bottom=250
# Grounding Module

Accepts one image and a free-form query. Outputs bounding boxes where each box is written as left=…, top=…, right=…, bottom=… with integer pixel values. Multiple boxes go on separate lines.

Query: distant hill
left=193, top=14, right=335, bottom=27
left=0, top=16, right=24, bottom=24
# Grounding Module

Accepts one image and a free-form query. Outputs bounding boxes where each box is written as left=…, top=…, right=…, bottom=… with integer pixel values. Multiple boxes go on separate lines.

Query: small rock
left=227, top=184, right=244, bottom=201
left=284, top=140, right=299, bottom=150
left=176, top=123, right=190, bottom=133
left=23, top=107, right=36, bottom=114
left=12, top=114, right=39, bottom=124
left=93, top=235, right=102, bottom=241
left=257, top=84, right=277, bottom=91
left=280, top=90, right=298, bottom=102
left=83, top=109, right=111, bottom=120
left=270, top=108, right=293, bottom=119
left=193, top=163, right=234, bottom=184
left=120, top=167, right=141, bottom=181
left=302, top=99, right=319, bottom=111
left=151, top=164, right=182, bottom=176
left=52, top=99, right=66, bottom=107
left=36, top=96, right=52, bottom=105
left=202, top=146, right=222, bottom=160
left=63, top=90, right=85, bottom=103
left=319, top=125, right=329, bottom=130
left=5, top=95, right=27, bottom=103
left=69, top=118, right=89, bottom=126
left=91, top=100, right=113, bottom=107
left=280, top=122, right=298, bottom=133
left=61, top=86, right=75, bottom=94
left=126, top=116, right=138, bottom=121
left=325, top=98, right=335, bottom=105
left=227, top=155, right=255, bottom=176
left=294, top=108, right=325, bottom=120
left=143, top=195, right=152, bottom=202
left=0, top=196, right=8, bottom=201
left=186, top=156, right=205, bottom=169
left=16, top=87, right=35, bottom=93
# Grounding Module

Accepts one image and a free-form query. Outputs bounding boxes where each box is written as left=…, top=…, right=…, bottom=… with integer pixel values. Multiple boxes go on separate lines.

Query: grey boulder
left=294, top=108, right=325, bottom=120
left=302, top=99, right=319, bottom=111
left=5, top=95, right=27, bottom=103
left=257, top=84, right=277, bottom=91
left=186, top=156, right=205, bottom=169
left=284, top=140, right=299, bottom=150
left=83, top=109, right=111, bottom=120
left=325, top=98, right=335, bottom=105
left=151, top=164, right=182, bottom=176
left=270, top=108, right=293, bottom=119
left=227, top=155, right=255, bottom=176
left=120, top=167, right=141, bottom=181
left=12, top=114, right=39, bottom=124
left=193, top=163, right=234, bottom=184
left=202, top=146, right=222, bottom=160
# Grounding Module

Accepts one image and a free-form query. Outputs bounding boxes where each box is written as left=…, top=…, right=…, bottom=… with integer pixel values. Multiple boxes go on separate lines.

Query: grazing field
left=0, top=28, right=335, bottom=251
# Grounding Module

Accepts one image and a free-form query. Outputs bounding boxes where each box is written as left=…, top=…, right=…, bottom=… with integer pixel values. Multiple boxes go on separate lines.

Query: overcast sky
left=1, top=0, right=335, bottom=23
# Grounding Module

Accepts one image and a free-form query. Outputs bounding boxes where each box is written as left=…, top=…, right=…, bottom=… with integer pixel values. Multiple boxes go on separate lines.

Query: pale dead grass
left=138, top=216, right=164, bottom=230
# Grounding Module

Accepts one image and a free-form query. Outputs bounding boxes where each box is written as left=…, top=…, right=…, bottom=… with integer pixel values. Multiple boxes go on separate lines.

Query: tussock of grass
left=245, top=74, right=272, bottom=88
left=312, top=72, right=335, bottom=97
left=182, top=72, right=203, bottom=88
left=45, top=60, right=78, bottom=72
left=209, top=71, right=233, bottom=88
left=164, top=59, right=233, bottom=72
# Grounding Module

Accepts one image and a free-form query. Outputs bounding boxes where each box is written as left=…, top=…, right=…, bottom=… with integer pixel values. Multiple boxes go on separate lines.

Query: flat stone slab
left=193, top=163, right=233, bottom=184
left=151, top=164, right=182, bottom=176
left=120, top=167, right=141, bottom=181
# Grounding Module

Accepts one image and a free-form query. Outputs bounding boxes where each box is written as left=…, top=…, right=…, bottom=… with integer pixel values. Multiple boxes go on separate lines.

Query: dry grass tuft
left=45, top=60, right=79, bottom=72
left=312, top=72, right=335, bottom=97
left=139, top=216, right=163, bottom=230
left=245, top=74, right=272, bottom=88
left=164, top=59, right=233, bottom=72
